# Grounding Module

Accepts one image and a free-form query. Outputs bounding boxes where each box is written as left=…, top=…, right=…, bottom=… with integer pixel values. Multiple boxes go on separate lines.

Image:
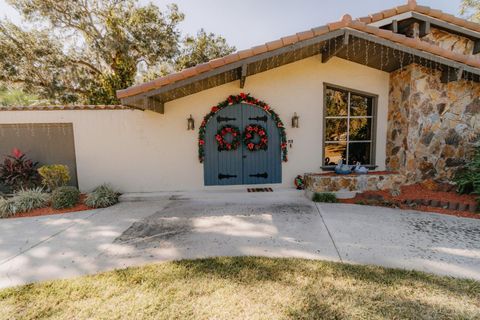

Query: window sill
left=321, top=165, right=378, bottom=171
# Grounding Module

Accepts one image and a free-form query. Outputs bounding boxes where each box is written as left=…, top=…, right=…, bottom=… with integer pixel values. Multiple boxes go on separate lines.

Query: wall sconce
left=291, top=112, right=299, bottom=128
left=187, top=115, right=195, bottom=130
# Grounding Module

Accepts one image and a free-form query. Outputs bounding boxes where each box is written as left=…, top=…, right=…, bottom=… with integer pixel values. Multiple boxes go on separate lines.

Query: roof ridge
left=117, top=1, right=480, bottom=99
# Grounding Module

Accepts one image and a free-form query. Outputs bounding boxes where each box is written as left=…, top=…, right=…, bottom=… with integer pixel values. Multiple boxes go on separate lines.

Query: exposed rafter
left=441, top=67, right=464, bottom=83
left=419, top=20, right=431, bottom=37
left=239, top=64, right=248, bottom=88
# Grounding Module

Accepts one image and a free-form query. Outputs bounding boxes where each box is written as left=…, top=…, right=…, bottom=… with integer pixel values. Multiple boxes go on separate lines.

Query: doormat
left=247, top=188, right=273, bottom=192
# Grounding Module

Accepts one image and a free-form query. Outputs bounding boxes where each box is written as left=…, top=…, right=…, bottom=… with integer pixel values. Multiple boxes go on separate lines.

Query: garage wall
left=0, top=57, right=389, bottom=192
left=0, top=123, right=78, bottom=191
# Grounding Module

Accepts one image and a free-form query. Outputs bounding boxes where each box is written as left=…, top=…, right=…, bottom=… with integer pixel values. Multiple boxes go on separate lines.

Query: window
left=323, top=85, right=376, bottom=167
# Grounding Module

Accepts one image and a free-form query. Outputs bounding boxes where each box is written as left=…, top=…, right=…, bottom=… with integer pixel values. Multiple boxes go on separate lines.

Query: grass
left=0, top=257, right=479, bottom=319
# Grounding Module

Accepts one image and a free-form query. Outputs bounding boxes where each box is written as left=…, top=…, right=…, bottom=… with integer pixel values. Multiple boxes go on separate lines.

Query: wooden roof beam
left=239, top=64, right=247, bottom=88
left=322, top=33, right=350, bottom=63
left=441, top=67, right=464, bottom=83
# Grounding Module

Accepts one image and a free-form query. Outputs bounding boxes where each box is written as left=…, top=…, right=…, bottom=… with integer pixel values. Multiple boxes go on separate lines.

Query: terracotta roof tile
left=327, top=20, right=346, bottom=31
left=195, top=63, right=213, bottom=74
left=238, top=49, right=254, bottom=59
left=181, top=66, right=199, bottom=78
left=265, top=39, right=283, bottom=51
left=208, top=58, right=226, bottom=68
left=382, top=8, right=398, bottom=19
left=281, top=34, right=299, bottom=45
left=415, top=5, right=431, bottom=14
left=311, top=25, right=329, bottom=36
left=251, top=44, right=268, bottom=55
left=223, top=53, right=241, bottom=64
left=297, top=30, right=315, bottom=41
left=370, top=12, right=384, bottom=22
left=395, top=5, right=411, bottom=14
left=428, top=8, right=443, bottom=19
left=357, top=16, right=372, bottom=24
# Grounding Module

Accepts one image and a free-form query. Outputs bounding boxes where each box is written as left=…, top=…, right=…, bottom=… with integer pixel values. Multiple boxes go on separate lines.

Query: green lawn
left=1, top=257, right=479, bottom=319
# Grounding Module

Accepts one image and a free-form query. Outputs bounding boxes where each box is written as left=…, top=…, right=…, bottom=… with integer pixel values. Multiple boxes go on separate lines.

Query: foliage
left=11, top=187, right=50, bottom=213
left=461, top=0, right=480, bottom=22
left=453, top=145, right=480, bottom=203
left=0, top=148, right=39, bottom=192
left=215, top=125, right=241, bottom=152
left=312, top=192, right=338, bottom=203
left=51, top=186, right=80, bottom=209
left=38, top=165, right=70, bottom=191
left=175, top=29, right=235, bottom=70
left=1, top=0, right=235, bottom=104
left=0, top=85, right=45, bottom=107
left=0, top=197, right=16, bottom=218
left=85, top=184, right=119, bottom=208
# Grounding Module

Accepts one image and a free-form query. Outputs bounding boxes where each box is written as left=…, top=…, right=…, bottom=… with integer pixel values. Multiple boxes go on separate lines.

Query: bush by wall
left=312, top=192, right=338, bottom=203
left=13, top=187, right=50, bottom=213
left=454, top=145, right=480, bottom=205
left=51, top=186, right=80, bottom=209
left=0, top=148, right=39, bottom=192
left=0, top=197, right=16, bottom=218
left=85, top=184, right=119, bottom=208
left=38, top=165, right=70, bottom=191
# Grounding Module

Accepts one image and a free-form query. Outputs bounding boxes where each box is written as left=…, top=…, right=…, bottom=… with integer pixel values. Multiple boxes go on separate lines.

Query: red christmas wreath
left=215, top=125, right=241, bottom=151
left=244, top=124, right=268, bottom=151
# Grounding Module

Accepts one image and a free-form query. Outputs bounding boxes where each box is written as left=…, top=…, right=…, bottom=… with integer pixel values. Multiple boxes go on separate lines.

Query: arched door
left=204, top=103, right=282, bottom=186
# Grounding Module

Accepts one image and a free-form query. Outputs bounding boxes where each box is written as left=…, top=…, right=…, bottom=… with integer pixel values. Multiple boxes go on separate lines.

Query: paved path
left=0, top=190, right=479, bottom=288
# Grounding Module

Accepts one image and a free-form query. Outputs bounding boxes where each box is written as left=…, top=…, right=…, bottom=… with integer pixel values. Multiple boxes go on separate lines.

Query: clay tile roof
left=0, top=105, right=129, bottom=112
left=281, top=34, right=299, bottom=45
left=116, top=0, right=480, bottom=100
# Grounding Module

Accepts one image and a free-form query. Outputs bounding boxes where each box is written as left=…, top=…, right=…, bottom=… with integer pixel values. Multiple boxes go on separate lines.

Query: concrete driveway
left=0, top=189, right=479, bottom=288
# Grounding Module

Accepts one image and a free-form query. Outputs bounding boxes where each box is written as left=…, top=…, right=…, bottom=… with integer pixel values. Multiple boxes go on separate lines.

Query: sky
left=0, top=0, right=464, bottom=50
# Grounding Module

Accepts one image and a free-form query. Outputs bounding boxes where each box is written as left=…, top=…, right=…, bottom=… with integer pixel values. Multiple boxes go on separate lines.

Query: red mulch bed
left=340, top=184, right=479, bottom=220
left=8, top=194, right=93, bottom=219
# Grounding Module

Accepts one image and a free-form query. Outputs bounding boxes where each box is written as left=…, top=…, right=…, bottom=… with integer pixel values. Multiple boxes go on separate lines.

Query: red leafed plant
left=0, top=148, right=40, bottom=192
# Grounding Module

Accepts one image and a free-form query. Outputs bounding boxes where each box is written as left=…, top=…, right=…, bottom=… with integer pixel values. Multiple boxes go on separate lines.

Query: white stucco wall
left=0, top=57, right=389, bottom=192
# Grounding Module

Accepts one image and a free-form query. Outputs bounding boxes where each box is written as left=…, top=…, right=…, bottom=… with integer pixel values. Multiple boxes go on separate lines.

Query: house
left=1, top=0, right=479, bottom=193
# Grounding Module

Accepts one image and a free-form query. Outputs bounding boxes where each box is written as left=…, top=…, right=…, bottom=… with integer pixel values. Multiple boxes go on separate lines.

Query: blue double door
left=204, top=103, right=282, bottom=186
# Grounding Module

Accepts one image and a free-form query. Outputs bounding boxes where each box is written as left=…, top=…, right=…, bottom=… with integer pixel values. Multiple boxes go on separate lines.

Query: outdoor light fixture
left=291, top=112, right=299, bottom=128
left=187, top=115, right=195, bottom=130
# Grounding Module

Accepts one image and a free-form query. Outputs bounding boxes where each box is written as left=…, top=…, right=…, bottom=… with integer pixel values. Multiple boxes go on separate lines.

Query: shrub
left=0, top=148, right=39, bottom=192
left=13, top=187, right=50, bottom=213
left=0, top=197, right=16, bottom=218
left=454, top=145, right=480, bottom=204
left=38, top=165, right=70, bottom=191
left=51, top=186, right=80, bottom=209
left=85, top=184, right=119, bottom=208
left=312, top=192, right=338, bottom=203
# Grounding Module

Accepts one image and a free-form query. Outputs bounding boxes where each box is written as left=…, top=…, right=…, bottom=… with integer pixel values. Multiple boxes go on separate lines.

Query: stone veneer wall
left=386, top=64, right=480, bottom=183
left=304, top=173, right=406, bottom=193
left=423, top=27, right=475, bottom=56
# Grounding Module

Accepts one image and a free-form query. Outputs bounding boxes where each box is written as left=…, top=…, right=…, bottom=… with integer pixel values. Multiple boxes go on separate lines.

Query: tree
left=461, top=0, right=480, bottom=22
left=176, top=29, right=236, bottom=70
left=0, top=0, right=235, bottom=105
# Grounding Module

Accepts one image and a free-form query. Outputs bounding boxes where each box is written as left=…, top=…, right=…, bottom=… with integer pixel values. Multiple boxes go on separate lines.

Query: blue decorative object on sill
left=334, top=160, right=352, bottom=175
left=353, top=162, right=369, bottom=174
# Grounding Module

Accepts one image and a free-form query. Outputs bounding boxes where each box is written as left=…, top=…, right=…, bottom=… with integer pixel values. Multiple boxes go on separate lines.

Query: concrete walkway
left=0, top=190, right=479, bottom=288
